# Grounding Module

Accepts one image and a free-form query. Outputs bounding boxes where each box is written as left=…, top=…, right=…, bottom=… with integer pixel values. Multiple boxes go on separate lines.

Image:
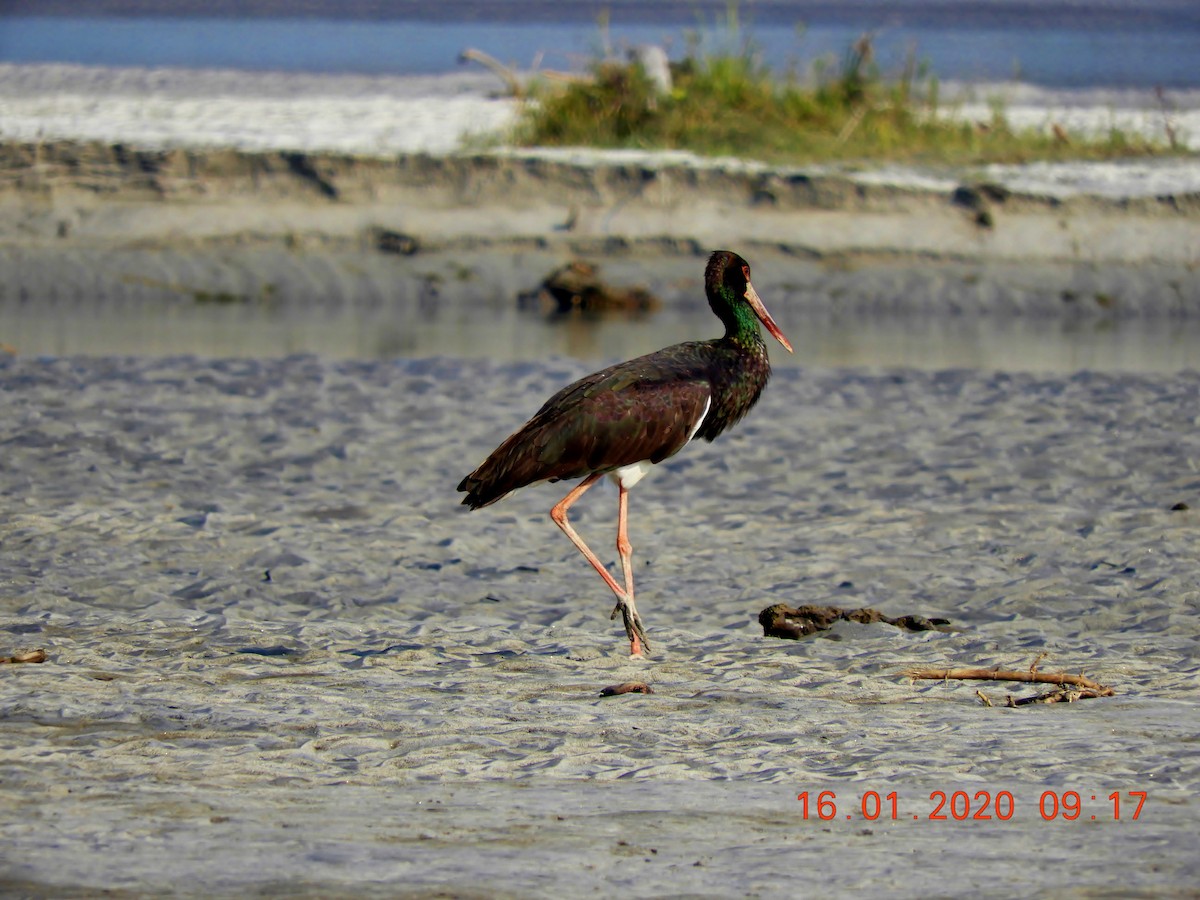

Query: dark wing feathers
left=458, top=347, right=713, bottom=509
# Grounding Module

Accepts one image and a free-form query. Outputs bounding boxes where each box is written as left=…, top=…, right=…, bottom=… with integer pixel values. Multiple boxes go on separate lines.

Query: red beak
left=745, top=280, right=793, bottom=353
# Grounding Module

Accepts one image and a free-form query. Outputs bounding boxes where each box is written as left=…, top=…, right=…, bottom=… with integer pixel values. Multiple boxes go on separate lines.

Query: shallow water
left=5, top=241, right=1198, bottom=373
left=3, top=8, right=1199, bottom=89
left=1, top=355, right=1198, bottom=895
left=5, top=298, right=1200, bottom=373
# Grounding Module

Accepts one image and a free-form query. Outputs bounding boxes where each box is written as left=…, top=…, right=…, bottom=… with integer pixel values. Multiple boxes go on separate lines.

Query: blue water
left=1, top=14, right=1198, bottom=88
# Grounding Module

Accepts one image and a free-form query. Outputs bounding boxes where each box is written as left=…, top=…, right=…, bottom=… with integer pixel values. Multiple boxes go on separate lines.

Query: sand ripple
left=1, top=355, right=1197, bottom=895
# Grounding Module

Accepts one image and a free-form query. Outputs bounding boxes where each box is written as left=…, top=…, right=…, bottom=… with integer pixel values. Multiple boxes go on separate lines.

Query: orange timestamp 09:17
left=796, top=789, right=1148, bottom=822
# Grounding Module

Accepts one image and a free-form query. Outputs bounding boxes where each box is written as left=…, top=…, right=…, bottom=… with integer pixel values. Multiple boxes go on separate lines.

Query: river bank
left=3, top=138, right=1199, bottom=327
left=2, top=63, right=1198, bottom=325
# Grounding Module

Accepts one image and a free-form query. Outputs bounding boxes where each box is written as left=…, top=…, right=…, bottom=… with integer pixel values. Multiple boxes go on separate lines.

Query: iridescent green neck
left=714, top=285, right=764, bottom=348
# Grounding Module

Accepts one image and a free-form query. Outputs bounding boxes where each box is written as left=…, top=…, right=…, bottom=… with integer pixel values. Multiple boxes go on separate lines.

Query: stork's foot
left=610, top=596, right=651, bottom=657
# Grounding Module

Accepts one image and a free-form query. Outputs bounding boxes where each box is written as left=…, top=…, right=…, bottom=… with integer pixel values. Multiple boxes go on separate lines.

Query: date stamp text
left=796, top=790, right=1148, bottom=822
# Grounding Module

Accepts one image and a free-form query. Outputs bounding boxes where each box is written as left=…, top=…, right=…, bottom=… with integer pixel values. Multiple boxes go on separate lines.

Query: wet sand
left=2, top=356, right=1198, bottom=896
left=2, top=62, right=1199, bottom=897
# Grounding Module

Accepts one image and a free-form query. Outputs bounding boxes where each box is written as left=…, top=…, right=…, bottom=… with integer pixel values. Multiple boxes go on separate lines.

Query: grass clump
left=514, top=19, right=1178, bottom=166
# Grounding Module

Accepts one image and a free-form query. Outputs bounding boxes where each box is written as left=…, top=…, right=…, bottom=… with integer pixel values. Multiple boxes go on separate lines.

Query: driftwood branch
left=904, top=662, right=1115, bottom=706
left=458, top=48, right=592, bottom=98
left=903, top=666, right=1112, bottom=694
left=458, top=48, right=524, bottom=97
left=1006, top=688, right=1112, bottom=706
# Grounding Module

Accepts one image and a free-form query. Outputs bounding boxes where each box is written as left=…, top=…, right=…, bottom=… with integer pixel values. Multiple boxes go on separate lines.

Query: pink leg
left=550, top=474, right=625, bottom=597
left=550, top=474, right=650, bottom=656
left=612, top=482, right=648, bottom=656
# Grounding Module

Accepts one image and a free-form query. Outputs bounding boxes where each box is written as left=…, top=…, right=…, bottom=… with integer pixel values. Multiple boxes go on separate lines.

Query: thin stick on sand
left=903, top=666, right=1112, bottom=693
left=903, top=661, right=1115, bottom=706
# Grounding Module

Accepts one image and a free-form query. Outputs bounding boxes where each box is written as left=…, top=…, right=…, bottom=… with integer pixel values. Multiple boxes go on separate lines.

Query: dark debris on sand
left=519, top=260, right=659, bottom=316
left=759, top=603, right=952, bottom=640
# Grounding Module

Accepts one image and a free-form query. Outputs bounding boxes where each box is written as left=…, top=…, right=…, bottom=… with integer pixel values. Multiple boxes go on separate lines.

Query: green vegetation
left=514, top=12, right=1180, bottom=166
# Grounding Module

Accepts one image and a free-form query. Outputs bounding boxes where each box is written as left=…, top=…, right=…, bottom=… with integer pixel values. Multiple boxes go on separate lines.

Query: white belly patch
left=607, top=393, right=711, bottom=490
left=610, top=459, right=654, bottom=489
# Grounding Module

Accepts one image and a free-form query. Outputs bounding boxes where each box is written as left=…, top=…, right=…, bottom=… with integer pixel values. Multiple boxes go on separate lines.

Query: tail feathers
left=457, top=447, right=546, bottom=510
left=457, top=472, right=508, bottom=510
left=459, top=414, right=581, bottom=509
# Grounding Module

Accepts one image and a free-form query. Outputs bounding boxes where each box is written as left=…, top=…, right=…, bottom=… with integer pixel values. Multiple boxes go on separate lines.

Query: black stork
left=457, top=250, right=792, bottom=657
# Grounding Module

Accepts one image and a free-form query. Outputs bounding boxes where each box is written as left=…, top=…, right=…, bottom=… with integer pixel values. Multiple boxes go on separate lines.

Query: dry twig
left=903, top=666, right=1111, bottom=693
left=458, top=48, right=524, bottom=97
left=1006, top=688, right=1112, bottom=706
left=904, top=662, right=1115, bottom=706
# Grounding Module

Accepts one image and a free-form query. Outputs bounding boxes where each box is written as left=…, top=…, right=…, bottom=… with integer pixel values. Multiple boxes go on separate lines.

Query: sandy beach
left=2, top=62, right=1200, bottom=896
left=2, top=356, right=1199, bottom=896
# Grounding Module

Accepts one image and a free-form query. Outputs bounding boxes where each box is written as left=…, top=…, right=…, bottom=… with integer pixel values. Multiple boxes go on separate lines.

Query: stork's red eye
left=742, top=264, right=751, bottom=281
